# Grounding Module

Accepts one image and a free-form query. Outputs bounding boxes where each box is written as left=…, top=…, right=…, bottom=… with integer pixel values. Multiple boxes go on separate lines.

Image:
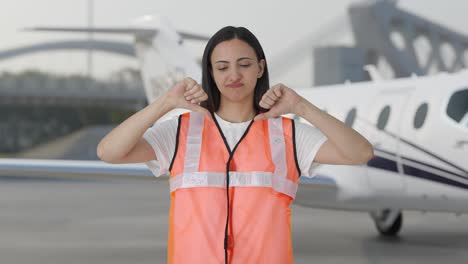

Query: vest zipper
left=210, top=112, right=256, bottom=264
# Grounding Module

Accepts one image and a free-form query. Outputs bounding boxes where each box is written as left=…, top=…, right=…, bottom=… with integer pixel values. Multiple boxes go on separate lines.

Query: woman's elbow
left=96, top=143, right=107, bottom=162
left=96, top=142, right=115, bottom=163
left=349, top=143, right=374, bottom=165
left=360, top=143, right=374, bottom=164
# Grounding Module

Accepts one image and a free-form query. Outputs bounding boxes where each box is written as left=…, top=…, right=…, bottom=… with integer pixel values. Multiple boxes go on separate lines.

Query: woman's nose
left=228, top=67, right=242, bottom=81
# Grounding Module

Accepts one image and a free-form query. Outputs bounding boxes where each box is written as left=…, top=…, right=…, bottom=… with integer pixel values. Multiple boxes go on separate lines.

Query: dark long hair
left=200, top=26, right=270, bottom=113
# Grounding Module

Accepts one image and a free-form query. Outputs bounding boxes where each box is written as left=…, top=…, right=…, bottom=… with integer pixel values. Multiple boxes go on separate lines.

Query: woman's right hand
left=164, top=77, right=210, bottom=115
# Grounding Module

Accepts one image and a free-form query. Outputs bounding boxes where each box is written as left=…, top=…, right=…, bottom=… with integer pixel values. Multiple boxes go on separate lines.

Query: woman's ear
left=257, top=59, right=265, bottom=78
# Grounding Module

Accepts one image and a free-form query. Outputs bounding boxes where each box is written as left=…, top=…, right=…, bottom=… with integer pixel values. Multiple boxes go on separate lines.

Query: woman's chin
left=222, top=94, right=253, bottom=104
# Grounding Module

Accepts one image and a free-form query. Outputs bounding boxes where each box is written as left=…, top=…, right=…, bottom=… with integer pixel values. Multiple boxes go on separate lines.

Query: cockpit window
left=446, top=88, right=468, bottom=126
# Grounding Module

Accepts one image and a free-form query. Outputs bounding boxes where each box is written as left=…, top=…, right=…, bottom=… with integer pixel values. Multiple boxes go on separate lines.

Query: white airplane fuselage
left=294, top=71, right=468, bottom=213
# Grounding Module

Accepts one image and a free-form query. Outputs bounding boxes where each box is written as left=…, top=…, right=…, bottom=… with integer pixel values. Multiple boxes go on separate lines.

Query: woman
left=97, top=26, right=373, bottom=264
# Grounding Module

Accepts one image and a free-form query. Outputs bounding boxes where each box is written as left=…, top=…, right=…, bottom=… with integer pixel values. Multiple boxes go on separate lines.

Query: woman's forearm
left=293, top=97, right=373, bottom=163
left=97, top=95, right=172, bottom=162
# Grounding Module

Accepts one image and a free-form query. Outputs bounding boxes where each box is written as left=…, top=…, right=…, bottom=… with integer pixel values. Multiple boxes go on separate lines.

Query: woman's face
left=210, top=38, right=265, bottom=107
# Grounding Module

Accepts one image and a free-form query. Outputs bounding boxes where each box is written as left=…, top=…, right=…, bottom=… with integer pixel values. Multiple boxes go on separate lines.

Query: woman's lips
left=227, top=82, right=243, bottom=88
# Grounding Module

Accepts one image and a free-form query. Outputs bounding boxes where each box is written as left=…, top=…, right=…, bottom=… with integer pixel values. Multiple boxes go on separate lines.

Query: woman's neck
left=216, top=102, right=256, bottom=123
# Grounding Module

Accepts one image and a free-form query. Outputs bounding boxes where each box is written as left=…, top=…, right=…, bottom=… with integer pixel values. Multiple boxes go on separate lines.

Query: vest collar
left=209, top=111, right=257, bottom=154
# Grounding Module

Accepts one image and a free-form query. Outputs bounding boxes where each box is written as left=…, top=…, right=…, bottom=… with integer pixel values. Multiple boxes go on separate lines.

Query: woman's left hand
left=254, top=83, right=302, bottom=120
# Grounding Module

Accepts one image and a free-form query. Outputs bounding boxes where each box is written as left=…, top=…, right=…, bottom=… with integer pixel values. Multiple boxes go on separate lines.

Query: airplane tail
left=26, top=15, right=207, bottom=104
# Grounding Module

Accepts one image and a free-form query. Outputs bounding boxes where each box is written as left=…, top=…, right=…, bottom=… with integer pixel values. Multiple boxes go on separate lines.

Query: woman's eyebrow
left=215, top=57, right=254, bottom=64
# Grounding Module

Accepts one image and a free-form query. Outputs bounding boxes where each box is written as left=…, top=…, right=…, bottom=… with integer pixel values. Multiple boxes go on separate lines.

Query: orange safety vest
left=167, top=111, right=301, bottom=264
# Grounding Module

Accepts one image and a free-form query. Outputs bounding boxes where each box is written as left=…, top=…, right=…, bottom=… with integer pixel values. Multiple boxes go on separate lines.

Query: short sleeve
left=294, top=121, right=327, bottom=177
left=142, top=117, right=179, bottom=177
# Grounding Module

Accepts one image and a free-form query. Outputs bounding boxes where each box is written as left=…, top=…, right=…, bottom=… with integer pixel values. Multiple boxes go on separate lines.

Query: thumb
left=254, top=113, right=265, bottom=121
left=254, top=111, right=276, bottom=121
left=186, top=103, right=212, bottom=120
left=254, top=109, right=279, bottom=121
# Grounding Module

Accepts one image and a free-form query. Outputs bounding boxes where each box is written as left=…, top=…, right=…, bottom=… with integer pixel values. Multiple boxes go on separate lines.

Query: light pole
left=87, top=0, right=93, bottom=89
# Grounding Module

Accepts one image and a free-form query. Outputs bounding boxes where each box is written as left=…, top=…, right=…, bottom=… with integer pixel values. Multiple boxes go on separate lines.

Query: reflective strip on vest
left=268, top=117, right=298, bottom=197
left=170, top=171, right=298, bottom=198
left=268, top=117, right=288, bottom=179
left=183, top=111, right=204, bottom=173
left=173, top=112, right=299, bottom=199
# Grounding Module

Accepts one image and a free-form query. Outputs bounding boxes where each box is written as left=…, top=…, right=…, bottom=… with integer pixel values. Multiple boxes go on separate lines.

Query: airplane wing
left=24, top=27, right=210, bottom=41
left=299, top=174, right=338, bottom=188
left=295, top=174, right=339, bottom=208
left=0, top=158, right=160, bottom=180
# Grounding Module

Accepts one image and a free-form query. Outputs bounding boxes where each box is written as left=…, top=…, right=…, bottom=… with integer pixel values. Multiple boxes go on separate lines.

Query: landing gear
left=370, top=209, right=402, bottom=237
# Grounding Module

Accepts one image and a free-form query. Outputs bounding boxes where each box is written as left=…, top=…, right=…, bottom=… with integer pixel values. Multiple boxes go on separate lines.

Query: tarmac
left=1, top=176, right=468, bottom=264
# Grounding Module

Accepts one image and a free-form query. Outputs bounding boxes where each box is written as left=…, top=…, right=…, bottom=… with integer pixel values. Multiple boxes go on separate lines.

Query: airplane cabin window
left=377, top=105, right=391, bottom=130
left=446, top=88, right=468, bottom=126
left=414, top=103, right=428, bottom=129
left=345, top=108, right=357, bottom=127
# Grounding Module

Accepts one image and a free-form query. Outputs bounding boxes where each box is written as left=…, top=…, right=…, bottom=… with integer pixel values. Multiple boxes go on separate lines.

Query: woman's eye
left=240, top=64, right=251, bottom=68
left=217, top=68, right=227, bottom=71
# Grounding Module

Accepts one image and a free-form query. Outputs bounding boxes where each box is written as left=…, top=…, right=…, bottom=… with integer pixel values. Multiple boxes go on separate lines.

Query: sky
left=1, top=0, right=468, bottom=87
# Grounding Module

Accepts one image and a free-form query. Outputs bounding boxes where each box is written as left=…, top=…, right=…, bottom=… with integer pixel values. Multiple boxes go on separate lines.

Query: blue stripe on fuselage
left=368, top=150, right=468, bottom=189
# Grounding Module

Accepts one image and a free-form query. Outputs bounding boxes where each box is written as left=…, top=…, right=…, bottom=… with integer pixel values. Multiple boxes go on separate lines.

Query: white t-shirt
left=143, top=113, right=327, bottom=178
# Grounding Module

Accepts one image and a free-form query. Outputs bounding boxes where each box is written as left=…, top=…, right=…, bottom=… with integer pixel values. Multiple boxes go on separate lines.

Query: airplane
left=0, top=15, right=467, bottom=237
